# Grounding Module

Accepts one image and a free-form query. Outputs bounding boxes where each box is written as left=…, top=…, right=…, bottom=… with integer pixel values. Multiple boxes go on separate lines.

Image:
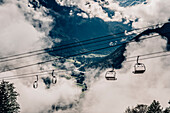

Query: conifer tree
left=164, top=107, right=170, bottom=113
left=163, top=101, right=170, bottom=113
left=147, top=100, right=162, bottom=113
left=0, top=80, right=20, bottom=113
left=125, top=104, right=148, bottom=113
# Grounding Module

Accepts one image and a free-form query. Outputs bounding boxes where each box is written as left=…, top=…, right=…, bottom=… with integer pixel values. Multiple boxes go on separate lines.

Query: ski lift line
left=1, top=30, right=169, bottom=65
left=0, top=27, right=148, bottom=63
left=0, top=39, right=112, bottom=68
left=2, top=31, right=170, bottom=75
left=0, top=33, right=133, bottom=60
left=0, top=33, right=133, bottom=63
left=0, top=22, right=167, bottom=61
left=2, top=52, right=170, bottom=81
left=0, top=69, right=67, bottom=81
left=0, top=34, right=165, bottom=74
left=1, top=72, right=49, bottom=81
left=0, top=34, right=160, bottom=74
left=2, top=50, right=169, bottom=80
left=125, top=52, right=170, bottom=63
left=126, top=50, right=170, bottom=59
left=1, top=50, right=170, bottom=81
left=0, top=32, right=170, bottom=74
left=0, top=68, right=66, bottom=80
left=0, top=30, right=167, bottom=63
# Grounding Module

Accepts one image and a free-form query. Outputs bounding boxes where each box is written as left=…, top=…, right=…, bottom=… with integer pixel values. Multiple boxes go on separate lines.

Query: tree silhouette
left=147, top=100, right=162, bottom=113
left=164, top=107, right=170, bottom=113
left=164, top=101, right=170, bottom=113
left=125, top=100, right=170, bottom=113
left=125, top=104, right=148, bottom=113
left=0, top=80, right=20, bottom=113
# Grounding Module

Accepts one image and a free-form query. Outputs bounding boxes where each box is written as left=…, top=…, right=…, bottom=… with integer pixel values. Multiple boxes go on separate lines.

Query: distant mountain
left=133, top=22, right=170, bottom=50
left=83, top=22, right=170, bottom=70
left=28, top=0, right=170, bottom=72
left=117, top=0, right=146, bottom=7
left=29, top=0, right=132, bottom=57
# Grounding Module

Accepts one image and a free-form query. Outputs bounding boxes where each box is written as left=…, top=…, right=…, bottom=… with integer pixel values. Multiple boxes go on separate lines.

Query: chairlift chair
left=33, top=75, right=38, bottom=89
left=51, top=70, right=57, bottom=84
left=133, top=56, right=146, bottom=74
left=105, top=65, right=117, bottom=80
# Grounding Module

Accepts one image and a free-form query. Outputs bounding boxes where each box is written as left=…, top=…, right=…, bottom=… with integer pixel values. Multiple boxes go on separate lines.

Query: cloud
left=1, top=0, right=170, bottom=113
left=0, top=1, right=82, bottom=113
left=122, top=0, right=170, bottom=27
left=0, top=0, right=55, bottom=71
left=56, top=0, right=170, bottom=28
left=13, top=78, right=81, bottom=113
left=80, top=35, right=170, bottom=113
left=55, top=0, right=123, bottom=21
left=0, top=0, right=68, bottom=112
left=0, top=3, right=40, bottom=55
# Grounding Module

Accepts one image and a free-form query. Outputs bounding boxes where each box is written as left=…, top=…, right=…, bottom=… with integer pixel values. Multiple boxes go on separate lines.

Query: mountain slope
left=84, top=22, right=170, bottom=70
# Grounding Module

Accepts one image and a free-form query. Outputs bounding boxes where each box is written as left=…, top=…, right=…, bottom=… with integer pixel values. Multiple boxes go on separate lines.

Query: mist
left=80, top=35, right=170, bottom=113
left=0, top=0, right=169, bottom=113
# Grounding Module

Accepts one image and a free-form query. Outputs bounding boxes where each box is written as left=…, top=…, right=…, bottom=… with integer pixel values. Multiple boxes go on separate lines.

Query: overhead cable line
left=0, top=33, right=134, bottom=63
left=0, top=33, right=165, bottom=74
left=125, top=52, right=170, bottom=63
left=1, top=49, right=170, bottom=81
left=0, top=69, right=67, bottom=80
left=0, top=22, right=167, bottom=61
left=126, top=50, right=169, bottom=59
left=0, top=26, right=169, bottom=63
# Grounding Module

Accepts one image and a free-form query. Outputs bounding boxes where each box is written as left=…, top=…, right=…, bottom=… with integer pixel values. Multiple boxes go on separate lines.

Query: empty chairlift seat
left=105, top=64, right=117, bottom=80
left=133, top=56, right=146, bottom=74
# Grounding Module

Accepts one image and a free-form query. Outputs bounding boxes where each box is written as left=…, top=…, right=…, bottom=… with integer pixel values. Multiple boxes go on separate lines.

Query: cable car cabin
left=105, top=70, right=117, bottom=80
left=133, top=63, right=146, bottom=74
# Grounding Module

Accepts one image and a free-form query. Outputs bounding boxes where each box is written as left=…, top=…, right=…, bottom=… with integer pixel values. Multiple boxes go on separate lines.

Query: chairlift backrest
left=105, top=66, right=117, bottom=80
left=51, top=70, right=57, bottom=84
left=33, top=75, right=38, bottom=89
left=33, top=81, right=38, bottom=88
left=133, top=56, right=146, bottom=74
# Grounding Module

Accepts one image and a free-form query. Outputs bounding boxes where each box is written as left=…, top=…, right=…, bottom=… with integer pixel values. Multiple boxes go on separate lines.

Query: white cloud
left=122, top=0, right=170, bottom=27
left=0, top=3, right=41, bottom=55
left=80, top=35, right=170, bottom=113
left=0, top=1, right=69, bottom=113
left=1, top=0, right=170, bottom=113
left=55, top=0, right=123, bottom=21
left=55, top=0, right=170, bottom=28
left=14, top=78, right=81, bottom=113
